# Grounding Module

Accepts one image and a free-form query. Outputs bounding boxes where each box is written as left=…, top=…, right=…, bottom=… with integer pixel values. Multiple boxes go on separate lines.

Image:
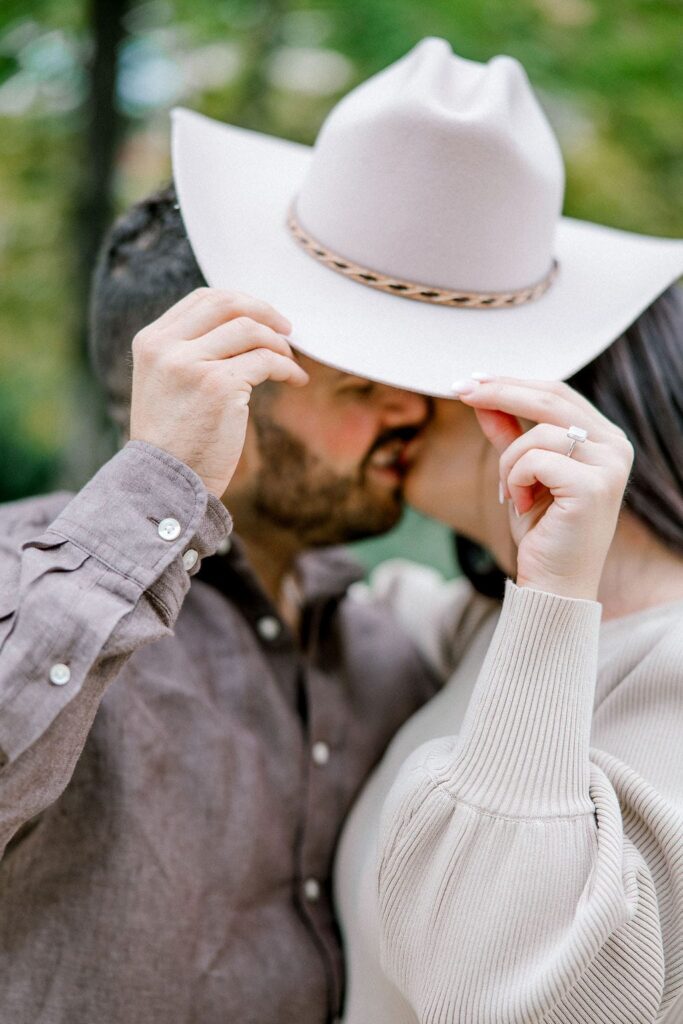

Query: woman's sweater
left=335, top=564, right=683, bottom=1023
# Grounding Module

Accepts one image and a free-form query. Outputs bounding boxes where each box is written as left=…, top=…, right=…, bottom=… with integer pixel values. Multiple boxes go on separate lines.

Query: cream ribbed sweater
left=336, top=565, right=683, bottom=1024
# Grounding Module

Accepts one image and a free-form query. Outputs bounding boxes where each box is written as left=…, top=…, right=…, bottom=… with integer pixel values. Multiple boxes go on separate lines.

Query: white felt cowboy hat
left=171, top=37, right=683, bottom=398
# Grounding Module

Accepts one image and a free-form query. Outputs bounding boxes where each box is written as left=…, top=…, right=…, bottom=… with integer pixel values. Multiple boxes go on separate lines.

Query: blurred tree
left=0, top=377, right=60, bottom=503
left=0, top=0, right=680, bottom=574
left=75, top=0, right=131, bottom=361
left=64, top=0, right=133, bottom=489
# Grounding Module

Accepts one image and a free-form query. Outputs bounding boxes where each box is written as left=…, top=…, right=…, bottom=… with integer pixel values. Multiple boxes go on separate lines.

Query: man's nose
left=375, top=384, right=430, bottom=426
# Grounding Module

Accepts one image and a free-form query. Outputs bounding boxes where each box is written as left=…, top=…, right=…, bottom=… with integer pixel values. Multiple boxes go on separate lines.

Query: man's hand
left=129, top=288, right=308, bottom=497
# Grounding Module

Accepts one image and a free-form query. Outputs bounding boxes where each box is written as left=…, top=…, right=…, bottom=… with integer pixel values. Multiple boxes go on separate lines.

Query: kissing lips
left=366, top=434, right=423, bottom=486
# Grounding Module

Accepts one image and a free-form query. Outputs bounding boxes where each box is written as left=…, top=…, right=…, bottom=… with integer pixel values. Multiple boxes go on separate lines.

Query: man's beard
left=248, top=414, right=414, bottom=547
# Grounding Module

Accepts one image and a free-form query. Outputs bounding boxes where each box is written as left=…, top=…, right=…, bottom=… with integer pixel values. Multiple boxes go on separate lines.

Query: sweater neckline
left=600, top=594, right=683, bottom=636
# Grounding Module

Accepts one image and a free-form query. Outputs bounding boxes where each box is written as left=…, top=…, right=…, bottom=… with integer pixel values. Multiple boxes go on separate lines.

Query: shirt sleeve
left=0, top=441, right=232, bottom=853
left=377, top=581, right=683, bottom=1023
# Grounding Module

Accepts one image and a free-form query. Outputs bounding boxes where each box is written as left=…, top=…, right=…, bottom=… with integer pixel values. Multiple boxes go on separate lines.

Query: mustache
left=361, top=416, right=431, bottom=471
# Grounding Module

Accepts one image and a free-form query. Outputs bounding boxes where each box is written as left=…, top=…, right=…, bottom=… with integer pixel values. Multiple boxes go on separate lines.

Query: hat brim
left=172, top=108, right=683, bottom=397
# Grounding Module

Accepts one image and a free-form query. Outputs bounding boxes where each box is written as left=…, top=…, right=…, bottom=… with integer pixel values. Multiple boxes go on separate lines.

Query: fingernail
left=471, top=371, right=496, bottom=382
left=451, top=379, right=478, bottom=396
left=498, top=481, right=505, bottom=505
left=513, top=502, right=520, bottom=518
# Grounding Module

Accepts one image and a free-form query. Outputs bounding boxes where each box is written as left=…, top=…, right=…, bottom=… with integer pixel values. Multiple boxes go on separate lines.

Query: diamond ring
left=566, top=425, right=588, bottom=458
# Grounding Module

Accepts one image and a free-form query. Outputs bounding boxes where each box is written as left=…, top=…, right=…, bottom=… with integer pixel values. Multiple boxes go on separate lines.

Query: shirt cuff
left=435, top=580, right=602, bottom=818
left=0, top=444, right=232, bottom=765
left=30, top=441, right=232, bottom=590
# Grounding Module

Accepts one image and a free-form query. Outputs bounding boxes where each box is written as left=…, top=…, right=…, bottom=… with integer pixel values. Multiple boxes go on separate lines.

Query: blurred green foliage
left=0, top=0, right=681, bottom=570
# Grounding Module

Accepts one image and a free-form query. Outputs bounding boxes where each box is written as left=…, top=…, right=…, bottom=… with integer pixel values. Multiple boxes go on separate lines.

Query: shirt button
left=216, top=536, right=232, bottom=556
left=49, top=663, right=71, bottom=686
left=311, top=741, right=330, bottom=766
left=303, top=878, right=321, bottom=903
left=256, top=615, right=282, bottom=641
left=158, top=518, right=181, bottom=541
left=182, top=548, right=199, bottom=571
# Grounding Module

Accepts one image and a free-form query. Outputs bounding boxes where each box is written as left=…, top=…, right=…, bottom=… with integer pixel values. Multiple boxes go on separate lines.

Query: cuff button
left=49, top=663, right=71, bottom=686
left=158, top=518, right=181, bottom=541
left=182, top=548, right=199, bottom=571
left=256, top=615, right=282, bottom=641
left=216, top=536, right=232, bottom=556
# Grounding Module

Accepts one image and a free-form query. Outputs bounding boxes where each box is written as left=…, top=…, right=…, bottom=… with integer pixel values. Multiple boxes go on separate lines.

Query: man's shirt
left=0, top=441, right=436, bottom=1024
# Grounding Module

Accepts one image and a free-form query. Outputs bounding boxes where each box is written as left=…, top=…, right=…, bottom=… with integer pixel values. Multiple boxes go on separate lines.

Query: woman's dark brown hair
left=569, top=283, right=683, bottom=557
left=459, top=283, right=683, bottom=597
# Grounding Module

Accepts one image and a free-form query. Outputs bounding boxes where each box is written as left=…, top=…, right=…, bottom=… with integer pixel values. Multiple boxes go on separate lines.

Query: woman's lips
left=398, top=434, right=424, bottom=469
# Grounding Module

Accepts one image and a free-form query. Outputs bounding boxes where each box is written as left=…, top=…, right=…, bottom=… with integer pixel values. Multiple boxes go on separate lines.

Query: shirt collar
left=197, top=533, right=364, bottom=610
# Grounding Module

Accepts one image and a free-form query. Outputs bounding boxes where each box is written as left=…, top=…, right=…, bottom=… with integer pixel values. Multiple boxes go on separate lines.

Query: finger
left=484, top=377, right=604, bottom=426
left=223, top=349, right=310, bottom=390
left=502, top=424, right=604, bottom=510
left=489, top=374, right=602, bottom=413
left=500, top=423, right=605, bottom=488
left=508, top=447, right=596, bottom=514
left=150, top=288, right=292, bottom=339
left=474, top=407, right=523, bottom=457
left=196, top=318, right=295, bottom=361
left=458, top=380, right=612, bottom=441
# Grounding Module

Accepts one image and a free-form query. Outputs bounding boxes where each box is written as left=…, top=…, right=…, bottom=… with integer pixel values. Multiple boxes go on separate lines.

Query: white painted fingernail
left=451, top=379, right=478, bottom=396
left=498, top=481, right=505, bottom=505
left=471, top=371, right=496, bottom=382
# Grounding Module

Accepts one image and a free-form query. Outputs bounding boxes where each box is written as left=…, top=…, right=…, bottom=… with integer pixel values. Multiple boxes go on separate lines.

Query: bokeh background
left=1, top=0, right=681, bottom=574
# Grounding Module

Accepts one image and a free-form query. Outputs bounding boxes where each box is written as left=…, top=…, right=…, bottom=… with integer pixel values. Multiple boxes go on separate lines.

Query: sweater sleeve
left=377, top=581, right=683, bottom=1023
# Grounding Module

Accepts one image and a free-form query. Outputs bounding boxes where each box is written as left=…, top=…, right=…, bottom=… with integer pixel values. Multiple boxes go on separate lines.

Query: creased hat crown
left=296, top=37, right=565, bottom=292
left=172, top=37, right=683, bottom=397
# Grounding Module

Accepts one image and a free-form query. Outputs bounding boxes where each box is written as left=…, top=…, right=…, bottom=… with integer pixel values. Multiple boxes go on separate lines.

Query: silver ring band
left=566, top=424, right=588, bottom=458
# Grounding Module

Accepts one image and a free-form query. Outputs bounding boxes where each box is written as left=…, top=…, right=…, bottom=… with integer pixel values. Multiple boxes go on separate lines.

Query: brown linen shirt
left=0, top=441, right=436, bottom=1024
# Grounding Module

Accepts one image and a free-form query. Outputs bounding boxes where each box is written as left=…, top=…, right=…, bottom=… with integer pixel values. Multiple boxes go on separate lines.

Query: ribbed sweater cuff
left=436, top=580, right=601, bottom=818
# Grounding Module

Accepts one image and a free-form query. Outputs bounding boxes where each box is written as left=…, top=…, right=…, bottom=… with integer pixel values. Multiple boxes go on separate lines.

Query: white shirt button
left=158, top=518, right=181, bottom=541
left=256, top=615, right=282, bottom=641
left=182, top=548, right=199, bottom=571
left=216, top=536, right=232, bottom=556
left=311, top=741, right=330, bottom=766
left=303, top=878, right=321, bottom=903
left=49, top=663, right=71, bottom=686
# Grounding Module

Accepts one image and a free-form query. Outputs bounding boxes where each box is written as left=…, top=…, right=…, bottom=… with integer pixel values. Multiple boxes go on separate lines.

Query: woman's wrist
left=516, top=571, right=600, bottom=603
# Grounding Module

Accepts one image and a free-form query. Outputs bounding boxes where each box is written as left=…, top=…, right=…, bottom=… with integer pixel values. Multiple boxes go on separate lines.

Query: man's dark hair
left=89, top=183, right=205, bottom=432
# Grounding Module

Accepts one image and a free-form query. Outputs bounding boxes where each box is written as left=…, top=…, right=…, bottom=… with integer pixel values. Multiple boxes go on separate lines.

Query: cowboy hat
left=171, top=37, right=683, bottom=397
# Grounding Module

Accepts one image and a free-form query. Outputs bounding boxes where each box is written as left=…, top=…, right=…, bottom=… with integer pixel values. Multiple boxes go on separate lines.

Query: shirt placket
left=198, top=550, right=350, bottom=1023
left=295, top=602, right=348, bottom=1022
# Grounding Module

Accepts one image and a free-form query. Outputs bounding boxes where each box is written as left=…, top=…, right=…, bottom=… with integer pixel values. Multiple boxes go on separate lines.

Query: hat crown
left=296, top=38, right=565, bottom=292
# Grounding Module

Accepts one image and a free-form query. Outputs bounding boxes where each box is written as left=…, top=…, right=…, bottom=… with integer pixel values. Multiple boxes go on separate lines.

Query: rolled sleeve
left=43, top=440, right=225, bottom=590
left=0, top=441, right=232, bottom=766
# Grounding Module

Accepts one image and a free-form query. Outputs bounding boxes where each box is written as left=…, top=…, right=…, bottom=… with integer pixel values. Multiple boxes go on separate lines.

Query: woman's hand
left=455, top=377, right=634, bottom=601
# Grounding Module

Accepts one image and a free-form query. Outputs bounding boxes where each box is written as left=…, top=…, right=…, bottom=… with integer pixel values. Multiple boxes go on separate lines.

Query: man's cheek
left=310, top=427, right=373, bottom=470
left=323, top=410, right=381, bottom=462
